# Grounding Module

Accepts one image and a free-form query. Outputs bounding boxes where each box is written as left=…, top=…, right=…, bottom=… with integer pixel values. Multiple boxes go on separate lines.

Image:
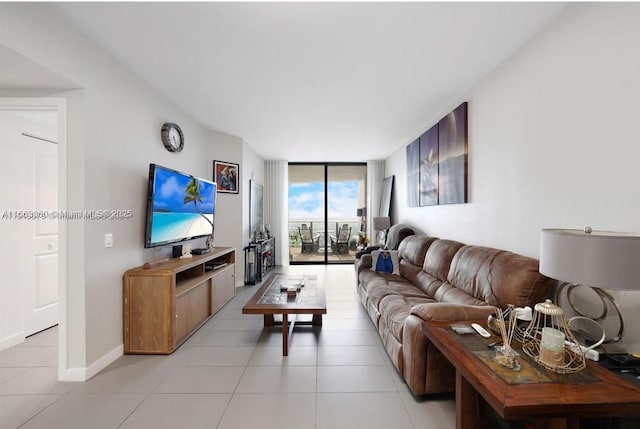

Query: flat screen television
left=144, top=163, right=216, bottom=248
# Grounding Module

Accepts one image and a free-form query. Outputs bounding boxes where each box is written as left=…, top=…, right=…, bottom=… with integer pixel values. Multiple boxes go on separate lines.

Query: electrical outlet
left=105, top=233, right=113, bottom=248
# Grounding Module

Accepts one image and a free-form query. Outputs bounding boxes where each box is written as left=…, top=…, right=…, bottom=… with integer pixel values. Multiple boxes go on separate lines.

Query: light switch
left=105, top=233, right=113, bottom=248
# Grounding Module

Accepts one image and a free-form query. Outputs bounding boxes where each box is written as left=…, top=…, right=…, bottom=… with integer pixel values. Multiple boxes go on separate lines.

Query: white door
left=0, top=110, right=59, bottom=342
left=21, top=133, right=59, bottom=335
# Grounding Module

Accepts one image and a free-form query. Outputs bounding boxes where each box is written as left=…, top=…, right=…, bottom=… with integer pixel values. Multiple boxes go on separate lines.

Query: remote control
left=471, top=323, right=491, bottom=338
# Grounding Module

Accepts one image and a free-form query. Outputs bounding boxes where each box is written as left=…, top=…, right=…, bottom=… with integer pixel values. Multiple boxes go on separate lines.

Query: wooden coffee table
left=422, top=320, right=640, bottom=429
left=242, top=274, right=326, bottom=356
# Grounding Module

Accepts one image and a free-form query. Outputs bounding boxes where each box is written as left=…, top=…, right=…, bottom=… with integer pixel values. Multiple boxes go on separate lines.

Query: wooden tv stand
left=124, top=247, right=236, bottom=354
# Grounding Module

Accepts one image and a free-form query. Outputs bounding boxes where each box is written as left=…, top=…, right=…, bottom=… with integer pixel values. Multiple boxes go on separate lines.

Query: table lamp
left=373, top=216, right=391, bottom=246
left=357, top=207, right=366, bottom=232
left=540, top=227, right=640, bottom=345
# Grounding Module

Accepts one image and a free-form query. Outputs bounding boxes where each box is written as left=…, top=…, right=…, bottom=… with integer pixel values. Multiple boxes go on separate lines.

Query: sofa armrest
left=356, top=245, right=382, bottom=259
left=355, top=254, right=373, bottom=276
left=410, top=302, right=497, bottom=322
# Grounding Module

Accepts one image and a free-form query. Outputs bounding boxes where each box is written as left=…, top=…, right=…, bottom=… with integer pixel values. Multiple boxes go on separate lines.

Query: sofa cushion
left=423, top=239, right=465, bottom=281
left=358, top=267, right=388, bottom=293
left=379, top=294, right=435, bottom=342
left=446, top=245, right=553, bottom=308
left=413, top=239, right=465, bottom=297
left=366, top=276, right=418, bottom=308
left=433, top=282, right=491, bottom=306
left=370, top=250, right=400, bottom=275
left=397, top=236, right=438, bottom=282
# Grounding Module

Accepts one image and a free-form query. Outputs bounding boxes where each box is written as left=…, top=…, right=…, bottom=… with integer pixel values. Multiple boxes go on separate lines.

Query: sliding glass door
left=288, top=163, right=366, bottom=264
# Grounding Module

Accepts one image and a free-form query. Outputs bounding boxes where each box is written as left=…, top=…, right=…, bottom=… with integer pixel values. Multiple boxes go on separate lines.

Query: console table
left=421, top=321, right=640, bottom=429
left=123, top=247, right=235, bottom=354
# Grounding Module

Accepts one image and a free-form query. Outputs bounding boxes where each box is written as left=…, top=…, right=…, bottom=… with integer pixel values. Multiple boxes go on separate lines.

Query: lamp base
left=555, top=283, right=624, bottom=344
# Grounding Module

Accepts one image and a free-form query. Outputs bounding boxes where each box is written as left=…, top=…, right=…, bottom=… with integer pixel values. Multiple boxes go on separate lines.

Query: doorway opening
left=288, top=163, right=367, bottom=264
left=0, top=97, right=68, bottom=378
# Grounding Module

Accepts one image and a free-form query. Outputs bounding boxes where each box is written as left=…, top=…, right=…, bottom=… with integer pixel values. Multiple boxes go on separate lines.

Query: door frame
left=289, top=162, right=366, bottom=265
left=0, top=97, right=68, bottom=377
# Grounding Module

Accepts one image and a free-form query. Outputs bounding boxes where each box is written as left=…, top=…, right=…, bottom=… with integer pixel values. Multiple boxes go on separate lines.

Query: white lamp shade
left=540, top=228, right=640, bottom=291
left=373, top=216, right=391, bottom=231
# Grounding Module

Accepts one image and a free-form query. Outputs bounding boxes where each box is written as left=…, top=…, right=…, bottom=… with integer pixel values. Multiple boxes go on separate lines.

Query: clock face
left=168, top=128, right=181, bottom=149
left=161, top=123, right=184, bottom=152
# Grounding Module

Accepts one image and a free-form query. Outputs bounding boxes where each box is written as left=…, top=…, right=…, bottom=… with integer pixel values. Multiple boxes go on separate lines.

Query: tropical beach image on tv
left=145, top=164, right=216, bottom=248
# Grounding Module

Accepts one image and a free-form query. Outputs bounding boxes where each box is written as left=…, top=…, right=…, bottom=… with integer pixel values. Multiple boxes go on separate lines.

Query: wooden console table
left=422, top=321, right=640, bottom=429
left=123, top=247, right=235, bottom=354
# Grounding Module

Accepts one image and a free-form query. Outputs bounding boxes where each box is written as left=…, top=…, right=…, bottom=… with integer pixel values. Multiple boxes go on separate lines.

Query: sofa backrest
left=436, top=245, right=554, bottom=308
left=397, top=235, right=437, bottom=283
left=385, top=223, right=416, bottom=250
left=413, top=239, right=465, bottom=297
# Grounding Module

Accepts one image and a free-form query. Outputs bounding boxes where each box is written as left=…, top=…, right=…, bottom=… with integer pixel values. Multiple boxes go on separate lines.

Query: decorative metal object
left=521, top=300, right=604, bottom=373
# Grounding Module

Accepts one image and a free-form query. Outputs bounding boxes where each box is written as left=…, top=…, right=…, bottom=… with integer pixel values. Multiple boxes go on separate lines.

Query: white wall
left=388, top=3, right=640, bottom=351
left=241, top=142, right=266, bottom=283
left=207, top=131, right=245, bottom=285
left=0, top=3, right=252, bottom=377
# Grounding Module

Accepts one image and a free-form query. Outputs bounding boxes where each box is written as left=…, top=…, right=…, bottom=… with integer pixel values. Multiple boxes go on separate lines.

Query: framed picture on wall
left=213, top=160, right=239, bottom=194
left=406, top=139, right=420, bottom=207
left=249, top=180, right=263, bottom=240
left=419, top=124, right=439, bottom=206
left=438, top=102, right=468, bottom=204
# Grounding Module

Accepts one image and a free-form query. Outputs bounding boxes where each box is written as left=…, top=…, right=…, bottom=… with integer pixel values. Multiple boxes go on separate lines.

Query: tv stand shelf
left=124, top=247, right=236, bottom=354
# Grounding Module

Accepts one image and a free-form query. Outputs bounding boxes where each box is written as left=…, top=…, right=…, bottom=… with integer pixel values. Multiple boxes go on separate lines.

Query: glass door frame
left=289, top=162, right=366, bottom=265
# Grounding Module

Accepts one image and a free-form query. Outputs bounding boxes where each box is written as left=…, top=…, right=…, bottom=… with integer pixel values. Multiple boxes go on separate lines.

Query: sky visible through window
left=289, top=180, right=360, bottom=220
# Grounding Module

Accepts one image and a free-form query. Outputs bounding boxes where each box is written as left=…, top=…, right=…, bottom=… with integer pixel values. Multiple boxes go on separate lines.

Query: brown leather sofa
left=355, top=235, right=554, bottom=395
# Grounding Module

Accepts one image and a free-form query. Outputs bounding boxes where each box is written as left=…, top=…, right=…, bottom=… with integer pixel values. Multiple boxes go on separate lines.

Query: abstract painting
left=419, top=124, right=439, bottom=206
left=249, top=180, right=263, bottom=239
left=438, top=102, right=468, bottom=204
left=406, top=139, right=420, bottom=207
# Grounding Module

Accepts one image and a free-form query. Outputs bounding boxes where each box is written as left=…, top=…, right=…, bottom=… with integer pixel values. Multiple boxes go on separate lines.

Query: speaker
left=172, top=245, right=183, bottom=258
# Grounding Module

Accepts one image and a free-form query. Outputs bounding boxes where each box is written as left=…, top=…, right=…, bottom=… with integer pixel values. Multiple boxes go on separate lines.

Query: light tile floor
left=0, top=265, right=455, bottom=429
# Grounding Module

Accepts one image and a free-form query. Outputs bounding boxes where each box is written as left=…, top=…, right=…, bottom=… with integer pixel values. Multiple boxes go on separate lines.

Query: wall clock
left=161, top=122, right=184, bottom=152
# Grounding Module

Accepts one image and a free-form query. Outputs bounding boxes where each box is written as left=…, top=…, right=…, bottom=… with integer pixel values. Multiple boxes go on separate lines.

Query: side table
left=421, top=320, right=640, bottom=429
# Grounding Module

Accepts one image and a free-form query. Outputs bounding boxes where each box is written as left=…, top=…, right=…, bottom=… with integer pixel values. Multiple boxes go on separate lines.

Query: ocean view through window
left=288, top=163, right=366, bottom=264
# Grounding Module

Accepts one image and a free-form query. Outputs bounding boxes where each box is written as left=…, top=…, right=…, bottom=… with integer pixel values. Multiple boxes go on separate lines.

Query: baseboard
left=0, top=332, right=25, bottom=351
left=58, top=367, right=87, bottom=382
left=58, top=343, right=123, bottom=382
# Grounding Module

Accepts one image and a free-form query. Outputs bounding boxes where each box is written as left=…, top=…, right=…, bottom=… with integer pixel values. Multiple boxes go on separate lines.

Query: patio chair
left=299, top=224, right=320, bottom=253
left=330, top=224, right=351, bottom=254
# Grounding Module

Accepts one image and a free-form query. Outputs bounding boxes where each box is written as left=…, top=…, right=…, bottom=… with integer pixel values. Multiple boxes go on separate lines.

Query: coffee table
left=422, top=320, right=640, bottom=429
left=242, top=274, right=326, bottom=356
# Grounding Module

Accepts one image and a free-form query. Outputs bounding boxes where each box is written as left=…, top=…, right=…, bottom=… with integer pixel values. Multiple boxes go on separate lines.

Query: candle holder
left=522, top=299, right=593, bottom=373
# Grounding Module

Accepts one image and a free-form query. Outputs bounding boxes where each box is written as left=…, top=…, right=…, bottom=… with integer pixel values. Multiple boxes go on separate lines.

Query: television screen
left=144, top=164, right=216, bottom=248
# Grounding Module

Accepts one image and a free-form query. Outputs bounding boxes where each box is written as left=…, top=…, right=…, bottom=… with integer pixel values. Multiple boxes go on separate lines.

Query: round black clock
left=161, top=122, right=184, bottom=152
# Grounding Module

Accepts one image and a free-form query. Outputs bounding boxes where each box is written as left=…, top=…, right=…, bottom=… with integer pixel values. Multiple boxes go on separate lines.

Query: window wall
left=288, top=163, right=367, bottom=264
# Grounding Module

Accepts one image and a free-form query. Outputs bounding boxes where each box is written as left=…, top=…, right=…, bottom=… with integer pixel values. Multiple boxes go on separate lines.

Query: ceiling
left=53, top=2, right=565, bottom=162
